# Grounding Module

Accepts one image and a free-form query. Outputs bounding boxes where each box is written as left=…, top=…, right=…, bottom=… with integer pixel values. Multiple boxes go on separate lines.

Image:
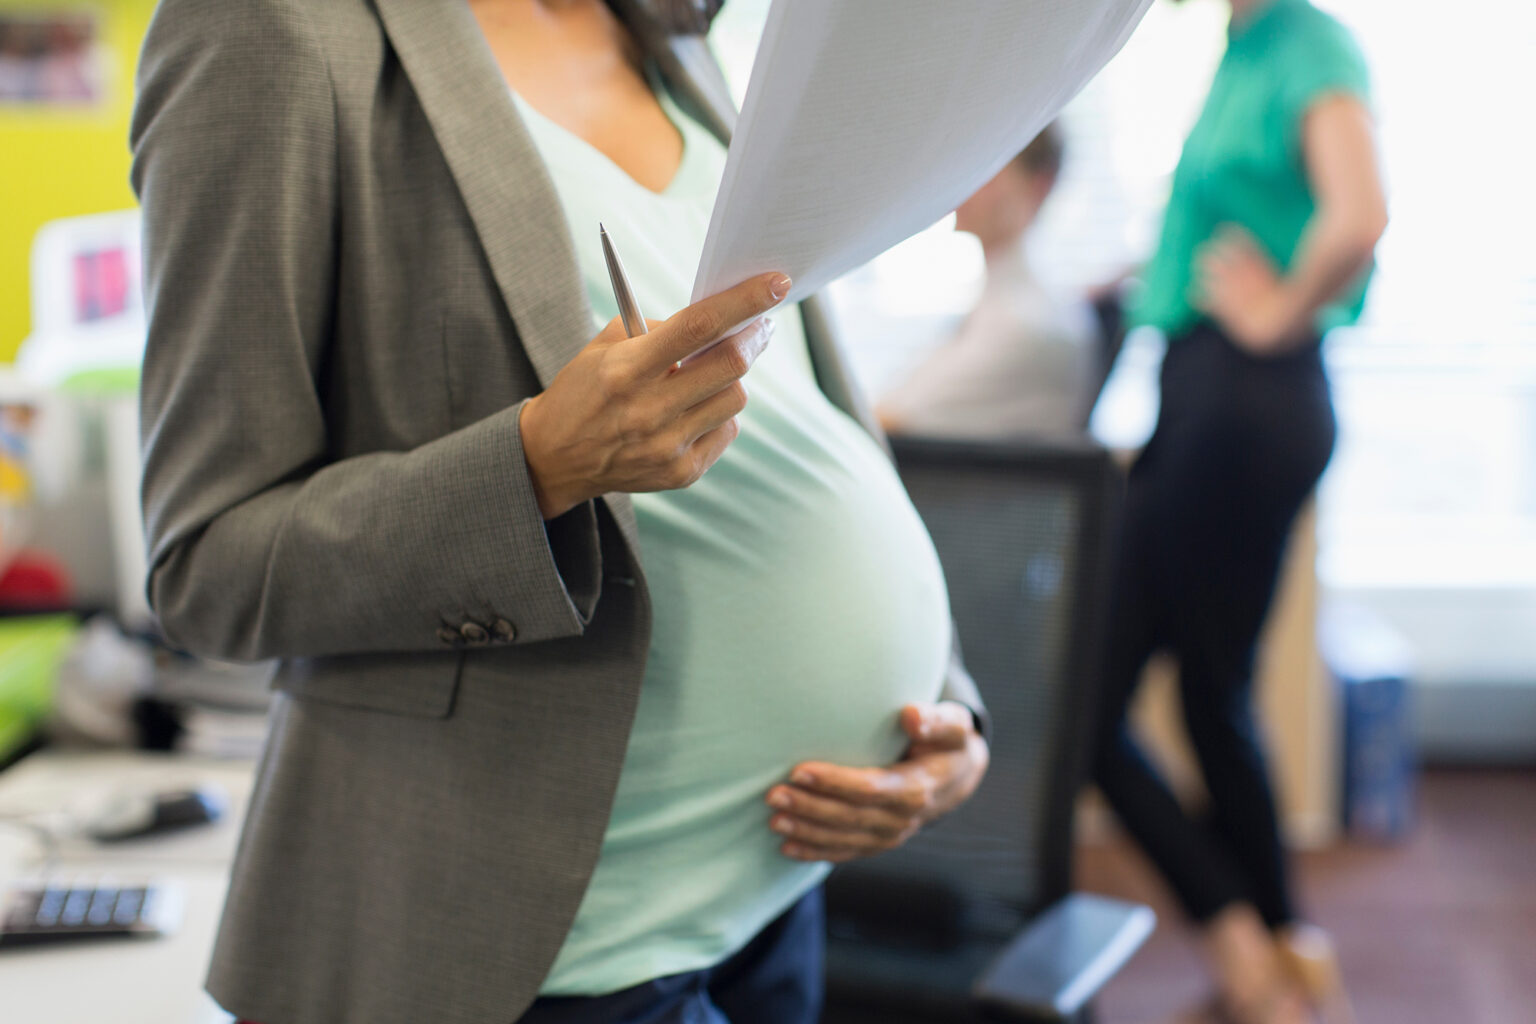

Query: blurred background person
left=877, top=124, right=1098, bottom=440
left=1089, top=1, right=1387, bottom=1023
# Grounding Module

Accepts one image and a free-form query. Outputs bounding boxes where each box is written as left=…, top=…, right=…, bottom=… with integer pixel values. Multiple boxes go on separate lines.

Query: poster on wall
left=0, top=10, right=106, bottom=107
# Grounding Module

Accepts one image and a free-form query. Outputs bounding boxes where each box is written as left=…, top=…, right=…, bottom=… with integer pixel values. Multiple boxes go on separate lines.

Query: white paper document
left=692, top=0, right=1155, bottom=306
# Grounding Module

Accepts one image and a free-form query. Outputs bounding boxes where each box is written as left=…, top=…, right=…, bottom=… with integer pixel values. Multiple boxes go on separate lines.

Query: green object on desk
left=58, top=366, right=141, bottom=396
left=0, top=615, right=78, bottom=762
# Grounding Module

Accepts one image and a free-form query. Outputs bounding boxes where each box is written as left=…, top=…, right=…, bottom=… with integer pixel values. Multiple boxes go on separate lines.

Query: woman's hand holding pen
left=519, top=271, right=790, bottom=519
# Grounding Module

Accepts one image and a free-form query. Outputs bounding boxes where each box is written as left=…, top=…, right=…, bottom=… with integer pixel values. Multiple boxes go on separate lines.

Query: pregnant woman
left=130, top=2, right=989, bottom=1024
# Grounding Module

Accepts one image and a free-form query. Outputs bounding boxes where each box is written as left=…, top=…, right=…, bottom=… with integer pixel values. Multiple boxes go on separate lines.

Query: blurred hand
left=1191, top=224, right=1303, bottom=356
left=520, top=272, right=789, bottom=518
left=765, top=701, right=990, bottom=864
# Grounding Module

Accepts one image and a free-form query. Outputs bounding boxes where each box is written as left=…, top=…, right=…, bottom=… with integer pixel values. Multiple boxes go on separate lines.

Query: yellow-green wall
left=1, top=0, right=157, bottom=362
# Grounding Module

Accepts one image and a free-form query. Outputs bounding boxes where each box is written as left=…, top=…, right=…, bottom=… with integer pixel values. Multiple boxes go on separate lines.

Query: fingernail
left=768, top=790, right=790, bottom=809
left=792, top=770, right=814, bottom=786
left=769, top=274, right=791, bottom=301
left=771, top=816, right=793, bottom=834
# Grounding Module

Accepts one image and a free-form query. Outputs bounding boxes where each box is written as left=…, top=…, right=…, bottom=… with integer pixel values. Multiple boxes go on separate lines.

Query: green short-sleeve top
left=1134, top=0, right=1373, bottom=338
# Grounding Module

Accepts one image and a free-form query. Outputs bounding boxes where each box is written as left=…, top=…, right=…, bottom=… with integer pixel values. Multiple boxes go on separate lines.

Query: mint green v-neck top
left=513, top=82, right=952, bottom=996
left=1134, top=0, right=1373, bottom=337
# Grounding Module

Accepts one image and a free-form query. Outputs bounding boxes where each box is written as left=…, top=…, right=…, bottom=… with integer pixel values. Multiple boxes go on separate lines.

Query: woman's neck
left=469, top=0, right=685, bottom=193
left=1228, top=0, right=1276, bottom=26
left=981, top=237, right=1027, bottom=277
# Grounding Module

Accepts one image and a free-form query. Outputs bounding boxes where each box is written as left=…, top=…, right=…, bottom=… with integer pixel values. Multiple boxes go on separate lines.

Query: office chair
left=1081, top=291, right=1130, bottom=431
left=821, top=437, right=1154, bottom=1024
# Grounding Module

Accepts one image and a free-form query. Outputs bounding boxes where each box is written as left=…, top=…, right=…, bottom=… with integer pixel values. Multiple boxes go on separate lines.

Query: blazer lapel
left=657, top=37, right=738, bottom=142
left=373, top=0, right=592, bottom=389
left=372, top=1, right=649, bottom=549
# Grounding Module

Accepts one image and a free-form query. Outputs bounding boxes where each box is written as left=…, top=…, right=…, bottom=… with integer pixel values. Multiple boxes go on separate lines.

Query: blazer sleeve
left=131, top=0, right=601, bottom=662
left=939, top=629, right=991, bottom=744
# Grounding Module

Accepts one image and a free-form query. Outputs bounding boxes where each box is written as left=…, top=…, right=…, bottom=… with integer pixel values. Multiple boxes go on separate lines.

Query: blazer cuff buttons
left=437, top=618, right=517, bottom=647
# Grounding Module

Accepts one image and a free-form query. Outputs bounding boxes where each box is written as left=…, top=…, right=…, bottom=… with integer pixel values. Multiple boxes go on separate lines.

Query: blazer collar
left=659, top=36, right=737, bottom=143
left=373, top=2, right=747, bottom=375
left=374, top=0, right=593, bottom=389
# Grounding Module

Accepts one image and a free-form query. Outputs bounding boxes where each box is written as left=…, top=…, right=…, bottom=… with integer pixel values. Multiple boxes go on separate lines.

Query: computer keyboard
left=0, top=880, right=183, bottom=948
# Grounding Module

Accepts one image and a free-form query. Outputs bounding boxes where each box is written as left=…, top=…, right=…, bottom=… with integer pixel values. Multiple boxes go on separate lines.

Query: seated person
left=878, top=123, right=1097, bottom=439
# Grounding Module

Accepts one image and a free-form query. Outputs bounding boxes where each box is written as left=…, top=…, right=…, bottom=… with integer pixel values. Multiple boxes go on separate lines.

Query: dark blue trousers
left=516, top=887, right=825, bottom=1024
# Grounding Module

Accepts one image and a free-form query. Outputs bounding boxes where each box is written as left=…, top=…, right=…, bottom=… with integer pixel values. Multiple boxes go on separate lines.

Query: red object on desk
left=0, top=550, right=72, bottom=611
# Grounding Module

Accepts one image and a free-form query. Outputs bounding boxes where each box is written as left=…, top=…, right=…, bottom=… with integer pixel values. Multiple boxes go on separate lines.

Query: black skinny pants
left=1091, top=321, right=1336, bottom=929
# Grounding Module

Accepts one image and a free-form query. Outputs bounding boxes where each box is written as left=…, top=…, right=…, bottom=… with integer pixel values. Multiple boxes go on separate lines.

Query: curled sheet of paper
left=692, top=0, right=1155, bottom=306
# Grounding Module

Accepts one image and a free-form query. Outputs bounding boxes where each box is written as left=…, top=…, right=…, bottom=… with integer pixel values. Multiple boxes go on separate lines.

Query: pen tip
left=600, top=223, right=608, bottom=236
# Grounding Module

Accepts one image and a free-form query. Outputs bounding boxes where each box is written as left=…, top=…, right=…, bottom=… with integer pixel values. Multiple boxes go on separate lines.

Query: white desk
left=0, top=750, right=258, bottom=1024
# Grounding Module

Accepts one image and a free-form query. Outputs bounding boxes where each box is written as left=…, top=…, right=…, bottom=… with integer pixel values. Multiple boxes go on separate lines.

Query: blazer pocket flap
left=272, top=650, right=462, bottom=719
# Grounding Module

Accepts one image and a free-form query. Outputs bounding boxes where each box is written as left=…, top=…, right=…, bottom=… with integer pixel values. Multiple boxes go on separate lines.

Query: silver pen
left=600, top=224, right=648, bottom=338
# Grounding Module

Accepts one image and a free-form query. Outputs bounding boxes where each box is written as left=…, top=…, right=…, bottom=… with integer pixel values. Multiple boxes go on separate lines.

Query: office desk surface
left=0, top=749, right=258, bottom=1024
left=0, top=871, right=235, bottom=1024
left=0, top=750, right=255, bottom=870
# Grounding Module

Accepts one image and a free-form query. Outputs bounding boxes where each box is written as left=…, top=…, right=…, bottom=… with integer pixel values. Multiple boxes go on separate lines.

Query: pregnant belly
left=630, top=597, right=949, bottom=796
left=620, top=364, right=956, bottom=837
left=625, top=518, right=952, bottom=810
left=543, top=524, right=952, bottom=997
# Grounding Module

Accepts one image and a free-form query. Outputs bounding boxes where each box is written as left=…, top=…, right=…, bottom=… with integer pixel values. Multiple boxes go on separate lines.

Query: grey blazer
left=132, top=2, right=984, bottom=1023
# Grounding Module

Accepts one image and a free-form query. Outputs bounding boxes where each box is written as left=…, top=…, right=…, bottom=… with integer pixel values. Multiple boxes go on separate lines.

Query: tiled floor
left=1075, top=768, right=1536, bottom=1024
